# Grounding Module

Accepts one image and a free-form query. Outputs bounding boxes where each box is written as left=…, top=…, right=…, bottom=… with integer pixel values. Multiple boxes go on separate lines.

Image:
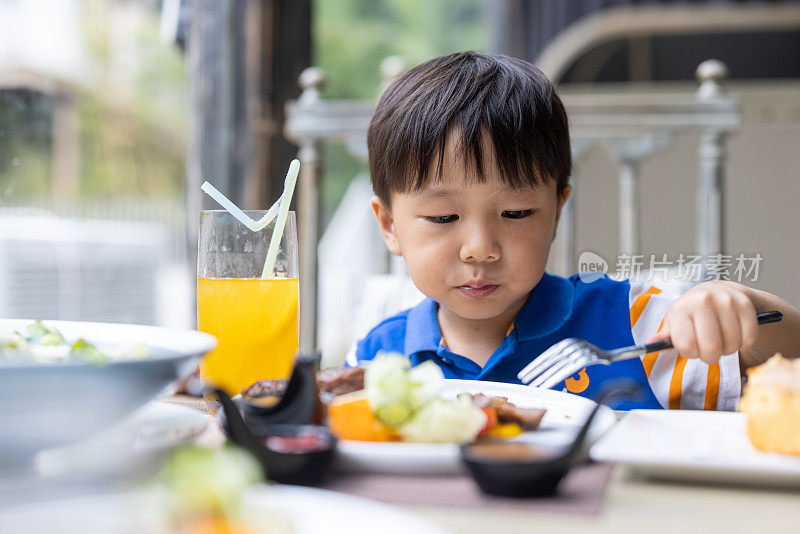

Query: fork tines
left=517, top=338, right=597, bottom=389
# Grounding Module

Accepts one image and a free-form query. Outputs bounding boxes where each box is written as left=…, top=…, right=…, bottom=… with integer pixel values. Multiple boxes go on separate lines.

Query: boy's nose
left=460, top=227, right=501, bottom=263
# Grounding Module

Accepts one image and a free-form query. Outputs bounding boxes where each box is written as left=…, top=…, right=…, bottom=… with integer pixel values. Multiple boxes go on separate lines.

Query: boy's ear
left=370, top=196, right=403, bottom=256
left=552, top=185, right=572, bottom=242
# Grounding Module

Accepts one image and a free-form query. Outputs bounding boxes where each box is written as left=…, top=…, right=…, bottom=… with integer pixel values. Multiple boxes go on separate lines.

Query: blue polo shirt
left=354, top=272, right=663, bottom=410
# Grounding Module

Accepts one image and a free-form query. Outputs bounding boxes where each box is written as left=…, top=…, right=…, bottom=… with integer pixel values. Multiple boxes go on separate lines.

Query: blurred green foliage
left=314, top=0, right=486, bottom=225
left=0, top=90, right=53, bottom=198
left=1, top=0, right=484, bottom=218
left=0, top=0, right=186, bottom=202
left=75, top=1, right=187, bottom=199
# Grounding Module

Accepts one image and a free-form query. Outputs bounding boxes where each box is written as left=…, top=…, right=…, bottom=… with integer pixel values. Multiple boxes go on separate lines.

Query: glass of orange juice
left=197, top=210, right=299, bottom=395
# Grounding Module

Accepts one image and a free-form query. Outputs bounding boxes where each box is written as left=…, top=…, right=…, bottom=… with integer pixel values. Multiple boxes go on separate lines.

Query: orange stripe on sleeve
left=703, top=363, right=721, bottom=411
left=668, top=355, right=688, bottom=409
left=630, top=286, right=662, bottom=328
left=642, top=354, right=658, bottom=378
left=642, top=318, right=665, bottom=378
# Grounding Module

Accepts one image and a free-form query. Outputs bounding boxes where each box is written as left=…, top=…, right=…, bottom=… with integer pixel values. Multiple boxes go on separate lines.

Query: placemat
left=322, top=462, right=613, bottom=515
left=163, top=396, right=614, bottom=514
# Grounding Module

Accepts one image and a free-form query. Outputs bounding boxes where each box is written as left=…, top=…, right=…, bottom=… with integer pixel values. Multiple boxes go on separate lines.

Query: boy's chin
left=442, top=299, right=512, bottom=321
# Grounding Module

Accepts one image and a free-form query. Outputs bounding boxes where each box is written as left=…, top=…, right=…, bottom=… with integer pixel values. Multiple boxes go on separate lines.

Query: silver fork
left=517, top=310, right=783, bottom=389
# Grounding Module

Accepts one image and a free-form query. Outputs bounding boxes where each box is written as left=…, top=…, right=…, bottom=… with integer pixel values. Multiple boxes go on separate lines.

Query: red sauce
left=264, top=434, right=330, bottom=454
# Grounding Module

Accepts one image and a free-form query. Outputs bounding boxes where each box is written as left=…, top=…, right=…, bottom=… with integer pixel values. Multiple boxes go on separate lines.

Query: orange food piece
left=488, top=422, right=523, bottom=439
left=327, top=390, right=398, bottom=441
left=477, top=407, right=498, bottom=437
left=179, top=516, right=260, bottom=534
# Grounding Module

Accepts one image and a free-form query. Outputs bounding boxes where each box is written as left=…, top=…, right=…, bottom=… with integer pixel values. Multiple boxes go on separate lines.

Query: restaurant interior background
left=1, top=0, right=799, bottom=367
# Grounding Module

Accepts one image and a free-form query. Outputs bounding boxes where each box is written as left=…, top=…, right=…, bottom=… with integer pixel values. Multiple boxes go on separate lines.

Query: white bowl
left=0, top=319, right=215, bottom=471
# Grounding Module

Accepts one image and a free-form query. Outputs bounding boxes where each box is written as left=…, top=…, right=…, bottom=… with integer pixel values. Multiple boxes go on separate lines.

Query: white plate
left=37, top=401, right=208, bottom=478
left=243, top=485, right=451, bottom=534
left=335, top=379, right=617, bottom=475
left=589, top=410, right=800, bottom=488
left=0, top=485, right=451, bottom=534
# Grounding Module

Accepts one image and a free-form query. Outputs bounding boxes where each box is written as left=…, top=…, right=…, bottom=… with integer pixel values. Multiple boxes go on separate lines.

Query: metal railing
left=0, top=197, right=189, bottom=264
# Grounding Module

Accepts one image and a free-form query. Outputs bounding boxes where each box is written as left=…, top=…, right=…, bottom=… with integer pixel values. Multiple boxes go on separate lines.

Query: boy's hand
left=649, top=281, right=758, bottom=364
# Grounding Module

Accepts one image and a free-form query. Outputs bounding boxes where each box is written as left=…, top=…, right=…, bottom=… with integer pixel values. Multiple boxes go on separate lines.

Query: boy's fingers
left=693, top=305, right=725, bottom=364
left=666, top=313, right=697, bottom=359
left=646, top=319, right=671, bottom=346
left=713, top=298, right=743, bottom=355
left=735, top=293, right=759, bottom=348
left=646, top=331, right=670, bottom=344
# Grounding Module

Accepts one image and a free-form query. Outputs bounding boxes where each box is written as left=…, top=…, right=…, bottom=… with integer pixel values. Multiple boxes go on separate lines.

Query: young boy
left=351, top=51, right=800, bottom=410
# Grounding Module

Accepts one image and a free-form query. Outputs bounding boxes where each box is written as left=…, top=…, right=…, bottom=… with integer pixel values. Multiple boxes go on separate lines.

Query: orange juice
left=197, top=277, right=299, bottom=394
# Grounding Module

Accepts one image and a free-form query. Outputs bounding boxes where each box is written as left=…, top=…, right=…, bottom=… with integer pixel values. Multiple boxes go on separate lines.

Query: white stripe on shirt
left=628, top=280, right=741, bottom=411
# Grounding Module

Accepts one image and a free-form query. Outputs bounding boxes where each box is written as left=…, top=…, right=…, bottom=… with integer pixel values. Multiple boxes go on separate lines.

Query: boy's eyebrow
left=413, top=184, right=538, bottom=200
left=411, top=188, right=459, bottom=200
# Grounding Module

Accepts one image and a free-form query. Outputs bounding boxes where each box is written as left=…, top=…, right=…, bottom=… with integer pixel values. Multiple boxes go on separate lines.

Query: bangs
left=368, top=52, right=571, bottom=204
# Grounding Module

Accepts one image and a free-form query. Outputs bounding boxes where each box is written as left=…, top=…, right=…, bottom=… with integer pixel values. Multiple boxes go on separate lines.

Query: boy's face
left=371, top=136, right=571, bottom=325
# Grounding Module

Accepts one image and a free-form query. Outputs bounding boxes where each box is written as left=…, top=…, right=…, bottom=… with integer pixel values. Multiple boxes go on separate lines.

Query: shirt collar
left=402, top=272, right=575, bottom=356
left=514, top=272, right=575, bottom=341
left=404, top=297, right=442, bottom=356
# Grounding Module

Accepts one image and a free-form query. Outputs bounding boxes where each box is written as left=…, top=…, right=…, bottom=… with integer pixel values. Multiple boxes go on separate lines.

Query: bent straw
left=201, top=181, right=281, bottom=232
left=261, top=159, right=300, bottom=279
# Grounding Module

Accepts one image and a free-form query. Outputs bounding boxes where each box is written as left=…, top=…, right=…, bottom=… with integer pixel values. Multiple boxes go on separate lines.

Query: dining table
left=165, top=395, right=800, bottom=534
left=410, top=467, right=800, bottom=534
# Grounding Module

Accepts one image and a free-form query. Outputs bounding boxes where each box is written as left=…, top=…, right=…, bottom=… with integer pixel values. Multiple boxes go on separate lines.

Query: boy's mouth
left=457, top=283, right=499, bottom=298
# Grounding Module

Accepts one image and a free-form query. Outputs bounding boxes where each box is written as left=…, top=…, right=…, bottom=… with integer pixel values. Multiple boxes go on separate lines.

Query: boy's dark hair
left=367, top=51, right=571, bottom=206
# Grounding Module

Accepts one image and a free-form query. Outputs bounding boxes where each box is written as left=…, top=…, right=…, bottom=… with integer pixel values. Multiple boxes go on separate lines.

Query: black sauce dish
left=240, top=352, right=322, bottom=434
left=460, top=382, right=639, bottom=497
left=209, top=386, right=337, bottom=486
left=461, top=440, right=576, bottom=497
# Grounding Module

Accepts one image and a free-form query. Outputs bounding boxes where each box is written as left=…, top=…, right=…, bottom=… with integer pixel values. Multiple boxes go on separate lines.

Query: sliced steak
left=316, top=366, right=365, bottom=397
left=241, top=366, right=365, bottom=402
left=470, top=393, right=546, bottom=431
left=496, top=404, right=546, bottom=430
left=241, top=378, right=288, bottom=398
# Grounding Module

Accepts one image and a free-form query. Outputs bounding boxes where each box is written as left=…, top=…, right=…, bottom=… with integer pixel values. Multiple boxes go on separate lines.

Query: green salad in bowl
left=1, top=320, right=149, bottom=364
left=0, top=318, right=215, bottom=472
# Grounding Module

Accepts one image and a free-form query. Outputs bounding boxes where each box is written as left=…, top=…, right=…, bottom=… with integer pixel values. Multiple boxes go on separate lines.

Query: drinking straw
left=261, top=159, right=300, bottom=279
left=201, top=181, right=281, bottom=232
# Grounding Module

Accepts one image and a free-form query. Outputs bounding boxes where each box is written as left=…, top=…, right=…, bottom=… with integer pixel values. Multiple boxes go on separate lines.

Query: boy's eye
left=425, top=214, right=459, bottom=224
left=501, top=209, right=533, bottom=219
